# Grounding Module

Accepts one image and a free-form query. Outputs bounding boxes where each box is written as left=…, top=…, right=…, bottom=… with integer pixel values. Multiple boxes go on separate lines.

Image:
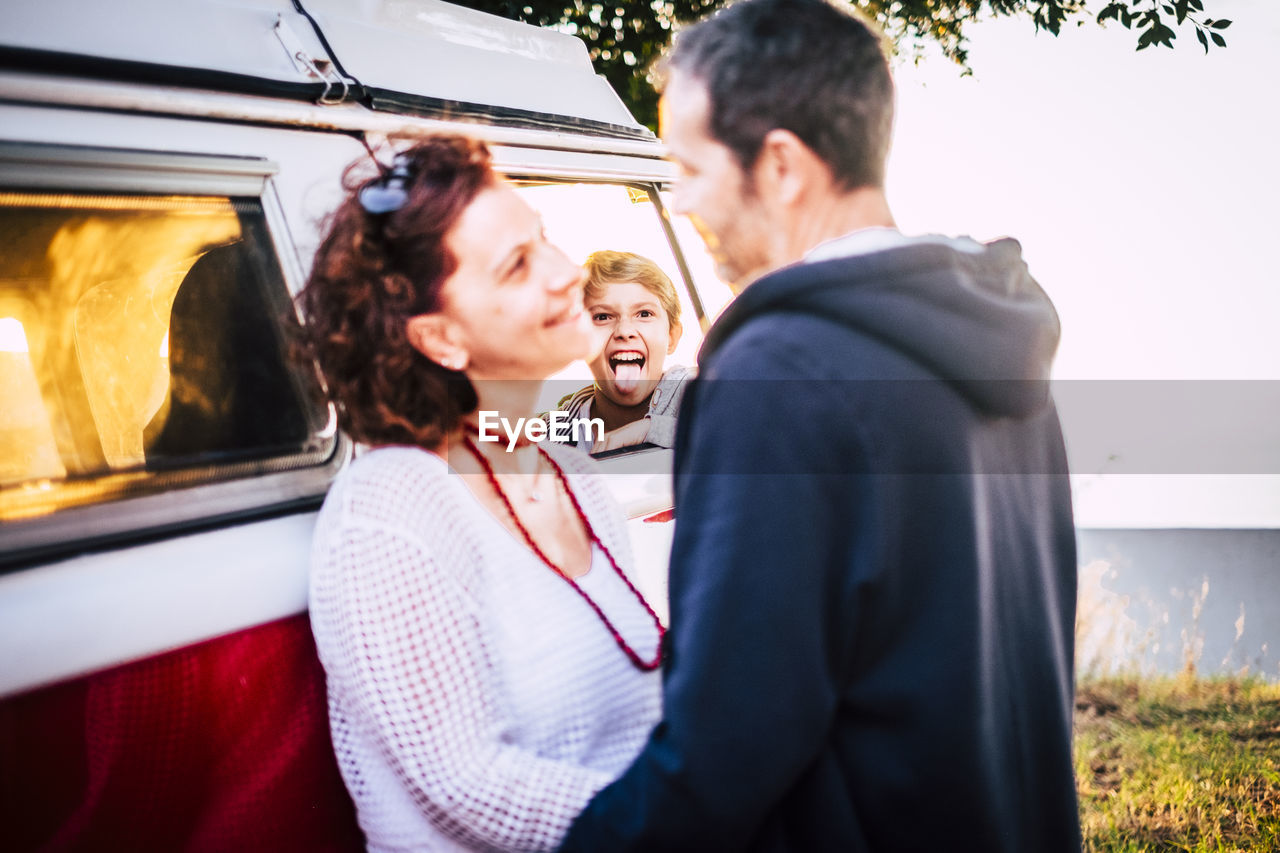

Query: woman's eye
left=504, top=255, right=527, bottom=280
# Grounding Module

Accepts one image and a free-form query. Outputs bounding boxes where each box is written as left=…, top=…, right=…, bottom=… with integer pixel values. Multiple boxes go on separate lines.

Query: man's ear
left=667, top=319, right=683, bottom=355
left=756, top=128, right=827, bottom=207
left=406, top=313, right=469, bottom=372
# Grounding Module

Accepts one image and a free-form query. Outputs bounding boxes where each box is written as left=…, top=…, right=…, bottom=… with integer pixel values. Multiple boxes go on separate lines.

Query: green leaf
left=454, top=0, right=1236, bottom=129
left=1210, top=31, right=1226, bottom=46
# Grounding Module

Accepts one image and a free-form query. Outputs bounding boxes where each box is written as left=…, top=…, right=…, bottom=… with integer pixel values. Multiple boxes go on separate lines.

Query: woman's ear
left=406, top=313, right=469, bottom=372
left=667, top=319, right=683, bottom=355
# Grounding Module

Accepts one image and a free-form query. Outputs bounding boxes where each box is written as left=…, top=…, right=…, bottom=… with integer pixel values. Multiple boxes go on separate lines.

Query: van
left=0, top=1, right=730, bottom=847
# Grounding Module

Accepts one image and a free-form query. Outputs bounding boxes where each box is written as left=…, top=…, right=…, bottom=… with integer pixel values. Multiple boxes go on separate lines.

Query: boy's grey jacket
left=556, top=365, right=695, bottom=450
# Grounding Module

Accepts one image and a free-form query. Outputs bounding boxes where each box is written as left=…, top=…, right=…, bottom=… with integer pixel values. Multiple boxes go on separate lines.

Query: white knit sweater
left=309, top=445, right=662, bottom=852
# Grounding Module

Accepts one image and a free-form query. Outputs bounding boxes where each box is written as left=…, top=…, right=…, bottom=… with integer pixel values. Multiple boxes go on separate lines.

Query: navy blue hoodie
left=562, top=238, right=1081, bottom=852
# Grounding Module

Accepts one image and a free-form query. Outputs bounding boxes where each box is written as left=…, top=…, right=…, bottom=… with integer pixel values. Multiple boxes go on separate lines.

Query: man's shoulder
left=704, top=305, right=868, bottom=382
left=682, top=311, right=864, bottom=458
left=320, top=446, right=464, bottom=539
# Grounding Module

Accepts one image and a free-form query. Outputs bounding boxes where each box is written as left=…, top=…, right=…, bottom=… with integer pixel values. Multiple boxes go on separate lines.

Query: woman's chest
left=474, top=541, right=662, bottom=760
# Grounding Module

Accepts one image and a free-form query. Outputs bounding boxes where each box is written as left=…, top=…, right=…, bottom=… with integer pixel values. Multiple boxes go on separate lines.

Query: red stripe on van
left=0, top=613, right=363, bottom=852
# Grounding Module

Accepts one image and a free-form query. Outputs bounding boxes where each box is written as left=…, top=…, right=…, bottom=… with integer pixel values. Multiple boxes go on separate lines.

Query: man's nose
left=669, top=183, right=691, bottom=216
left=614, top=318, right=638, bottom=339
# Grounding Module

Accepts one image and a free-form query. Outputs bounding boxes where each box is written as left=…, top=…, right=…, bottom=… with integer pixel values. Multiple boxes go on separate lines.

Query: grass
left=1074, top=675, right=1280, bottom=852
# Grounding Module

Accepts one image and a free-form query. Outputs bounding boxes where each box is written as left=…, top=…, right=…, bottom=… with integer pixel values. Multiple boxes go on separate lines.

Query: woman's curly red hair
left=298, top=135, right=492, bottom=448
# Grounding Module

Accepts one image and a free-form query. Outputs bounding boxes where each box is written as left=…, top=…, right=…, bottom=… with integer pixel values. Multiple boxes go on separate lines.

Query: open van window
left=513, top=180, right=732, bottom=454
left=0, top=146, right=336, bottom=552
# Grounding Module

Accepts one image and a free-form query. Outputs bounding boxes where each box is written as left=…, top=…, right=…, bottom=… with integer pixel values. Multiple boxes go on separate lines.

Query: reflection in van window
left=0, top=192, right=330, bottom=522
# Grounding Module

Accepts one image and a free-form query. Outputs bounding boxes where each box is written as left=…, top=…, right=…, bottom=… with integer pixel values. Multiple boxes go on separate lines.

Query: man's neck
left=775, top=185, right=896, bottom=270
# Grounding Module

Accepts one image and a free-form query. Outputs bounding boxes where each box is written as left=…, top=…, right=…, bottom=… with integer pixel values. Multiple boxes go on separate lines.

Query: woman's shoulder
left=322, top=445, right=458, bottom=532
left=336, top=444, right=449, bottom=490
left=313, top=445, right=496, bottom=598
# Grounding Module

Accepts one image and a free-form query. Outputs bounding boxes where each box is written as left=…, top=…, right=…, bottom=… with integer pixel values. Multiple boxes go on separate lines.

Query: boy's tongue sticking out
left=610, top=352, right=644, bottom=395
left=614, top=364, right=641, bottom=394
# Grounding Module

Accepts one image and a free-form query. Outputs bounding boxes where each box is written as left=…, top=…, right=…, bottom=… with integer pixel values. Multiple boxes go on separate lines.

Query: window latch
left=273, top=14, right=348, bottom=106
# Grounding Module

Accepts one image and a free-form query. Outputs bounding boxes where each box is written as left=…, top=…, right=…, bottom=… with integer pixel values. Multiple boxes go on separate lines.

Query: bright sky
left=886, top=0, right=1280, bottom=381
left=884, top=0, right=1280, bottom=526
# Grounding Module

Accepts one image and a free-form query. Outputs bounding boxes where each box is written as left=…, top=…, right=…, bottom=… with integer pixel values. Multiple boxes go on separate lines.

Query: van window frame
left=506, top=176, right=709, bottom=456
left=0, top=141, right=347, bottom=571
left=508, top=175, right=712, bottom=336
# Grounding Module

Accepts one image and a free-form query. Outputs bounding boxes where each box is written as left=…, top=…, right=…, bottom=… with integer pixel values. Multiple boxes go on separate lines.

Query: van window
left=515, top=181, right=732, bottom=440
left=658, top=190, right=734, bottom=322
left=0, top=190, right=332, bottom=524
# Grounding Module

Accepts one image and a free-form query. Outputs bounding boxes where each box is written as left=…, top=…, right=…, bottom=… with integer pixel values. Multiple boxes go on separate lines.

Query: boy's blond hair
left=583, top=251, right=682, bottom=333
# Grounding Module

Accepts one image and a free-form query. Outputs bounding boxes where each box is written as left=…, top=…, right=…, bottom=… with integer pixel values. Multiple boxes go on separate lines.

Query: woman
left=299, top=136, right=664, bottom=852
left=556, top=251, right=695, bottom=453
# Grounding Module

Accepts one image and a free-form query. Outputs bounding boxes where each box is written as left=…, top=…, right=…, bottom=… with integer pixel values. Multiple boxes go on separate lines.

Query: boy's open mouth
left=608, top=351, right=645, bottom=395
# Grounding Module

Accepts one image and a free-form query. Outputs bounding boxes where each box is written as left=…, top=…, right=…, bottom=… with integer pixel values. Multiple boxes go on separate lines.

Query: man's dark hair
left=665, top=0, right=894, bottom=190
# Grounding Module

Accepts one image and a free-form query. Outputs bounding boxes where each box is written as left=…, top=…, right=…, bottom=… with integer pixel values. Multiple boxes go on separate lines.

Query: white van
left=0, top=1, right=729, bottom=846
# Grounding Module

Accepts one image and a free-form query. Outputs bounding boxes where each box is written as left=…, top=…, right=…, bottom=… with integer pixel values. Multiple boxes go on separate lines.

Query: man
left=560, top=0, right=1081, bottom=850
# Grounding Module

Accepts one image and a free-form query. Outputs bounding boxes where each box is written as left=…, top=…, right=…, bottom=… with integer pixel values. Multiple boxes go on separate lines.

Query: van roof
left=0, top=0, right=649, bottom=139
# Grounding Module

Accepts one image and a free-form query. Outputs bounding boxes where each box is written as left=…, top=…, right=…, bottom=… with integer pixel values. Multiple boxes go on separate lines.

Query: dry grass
left=1075, top=675, right=1280, bottom=852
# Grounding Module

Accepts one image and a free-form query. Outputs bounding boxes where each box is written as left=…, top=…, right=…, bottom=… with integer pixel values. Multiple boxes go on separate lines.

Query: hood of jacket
left=699, top=237, right=1061, bottom=419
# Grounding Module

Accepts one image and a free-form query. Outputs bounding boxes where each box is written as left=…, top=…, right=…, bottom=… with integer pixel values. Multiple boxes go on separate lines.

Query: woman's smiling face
left=587, top=280, right=682, bottom=407
left=433, top=181, right=597, bottom=381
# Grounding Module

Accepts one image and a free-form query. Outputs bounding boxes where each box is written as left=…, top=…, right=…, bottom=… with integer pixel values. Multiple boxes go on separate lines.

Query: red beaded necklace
left=461, top=435, right=666, bottom=672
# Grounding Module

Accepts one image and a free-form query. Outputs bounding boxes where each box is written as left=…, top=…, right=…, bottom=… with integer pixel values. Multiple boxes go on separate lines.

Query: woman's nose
left=546, top=244, right=586, bottom=294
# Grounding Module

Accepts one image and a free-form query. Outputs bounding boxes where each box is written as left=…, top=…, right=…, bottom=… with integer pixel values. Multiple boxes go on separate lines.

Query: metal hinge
left=273, top=14, right=349, bottom=105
